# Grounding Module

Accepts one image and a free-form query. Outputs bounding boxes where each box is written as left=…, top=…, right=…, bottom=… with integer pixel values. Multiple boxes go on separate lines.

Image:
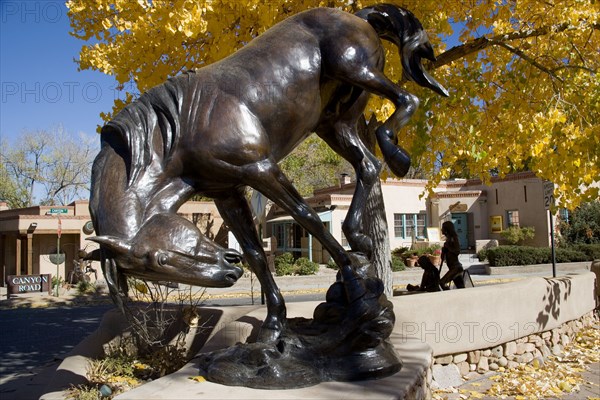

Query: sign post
left=543, top=181, right=556, bottom=278
left=49, top=208, right=64, bottom=296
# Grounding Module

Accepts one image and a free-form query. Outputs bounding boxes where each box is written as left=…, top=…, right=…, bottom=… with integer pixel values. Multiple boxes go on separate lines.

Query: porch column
left=15, top=235, right=22, bottom=276
left=430, top=198, right=440, bottom=228
left=27, top=233, right=33, bottom=275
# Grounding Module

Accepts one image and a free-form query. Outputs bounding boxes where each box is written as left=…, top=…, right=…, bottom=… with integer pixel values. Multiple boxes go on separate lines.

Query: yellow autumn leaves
left=434, top=325, right=600, bottom=400
left=67, top=0, right=599, bottom=209
left=485, top=326, right=600, bottom=399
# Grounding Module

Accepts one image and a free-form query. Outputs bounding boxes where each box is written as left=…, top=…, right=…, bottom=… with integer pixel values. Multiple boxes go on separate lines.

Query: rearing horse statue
left=89, top=4, right=448, bottom=342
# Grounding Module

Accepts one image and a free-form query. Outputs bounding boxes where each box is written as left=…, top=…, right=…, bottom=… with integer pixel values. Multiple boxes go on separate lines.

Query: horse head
left=356, top=4, right=449, bottom=97
left=89, top=213, right=244, bottom=288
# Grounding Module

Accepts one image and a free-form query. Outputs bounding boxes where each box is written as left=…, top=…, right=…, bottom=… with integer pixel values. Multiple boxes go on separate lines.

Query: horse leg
left=339, top=69, right=421, bottom=177
left=246, top=160, right=353, bottom=270
left=357, top=71, right=419, bottom=167
left=214, top=188, right=286, bottom=343
left=317, top=101, right=381, bottom=257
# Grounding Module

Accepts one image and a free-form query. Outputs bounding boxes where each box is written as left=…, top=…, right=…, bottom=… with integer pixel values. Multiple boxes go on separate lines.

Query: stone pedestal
left=114, top=302, right=433, bottom=399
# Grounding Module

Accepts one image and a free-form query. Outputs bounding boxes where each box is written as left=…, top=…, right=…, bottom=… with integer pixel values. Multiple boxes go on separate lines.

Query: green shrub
left=406, top=246, right=441, bottom=258
left=274, top=253, right=319, bottom=276
left=274, top=252, right=295, bottom=276
left=52, top=275, right=64, bottom=289
left=77, top=280, right=95, bottom=295
left=391, top=255, right=405, bottom=272
left=391, top=247, right=409, bottom=257
left=295, top=257, right=319, bottom=275
left=101, top=352, right=136, bottom=378
left=500, top=226, right=535, bottom=245
left=559, top=201, right=600, bottom=244
left=426, top=244, right=442, bottom=253
left=487, top=245, right=591, bottom=266
left=477, top=249, right=487, bottom=262
left=554, top=248, right=589, bottom=263
left=66, top=384, right=102, bottom=400
left=326, top=258, right=337, bottom=270
left=569, top=243, right=600, bottom=260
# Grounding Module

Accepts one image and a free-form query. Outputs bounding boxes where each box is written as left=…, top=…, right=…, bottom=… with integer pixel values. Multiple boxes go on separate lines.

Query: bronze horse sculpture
left=89, top=4, right=448, bottom=343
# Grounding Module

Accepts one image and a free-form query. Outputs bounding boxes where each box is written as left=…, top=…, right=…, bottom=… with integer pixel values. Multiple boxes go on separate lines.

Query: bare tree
left=42, top=128, right=98, bottom=205
left=0, top=126, right=98, bottom=207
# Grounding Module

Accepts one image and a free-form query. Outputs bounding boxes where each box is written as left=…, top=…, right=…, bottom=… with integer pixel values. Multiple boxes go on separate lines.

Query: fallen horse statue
left=89, top=3, right=448, bottom=388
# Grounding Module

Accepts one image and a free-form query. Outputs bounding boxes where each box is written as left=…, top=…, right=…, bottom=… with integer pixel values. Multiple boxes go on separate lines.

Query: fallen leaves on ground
left=486, top=325, right=599, bottom=399
left=434, top=323, right=599, bottom=400
left=189, top=375, right=206, bottom=382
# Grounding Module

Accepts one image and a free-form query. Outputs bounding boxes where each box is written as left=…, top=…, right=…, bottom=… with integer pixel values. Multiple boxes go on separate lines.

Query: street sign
left=543, top=181, right=555, bottom=210
left=49, top=207, right=68, bottom=214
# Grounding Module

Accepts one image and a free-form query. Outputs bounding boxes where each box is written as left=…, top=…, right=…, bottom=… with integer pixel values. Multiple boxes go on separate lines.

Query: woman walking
left=439, top=221, right=465, bottom=289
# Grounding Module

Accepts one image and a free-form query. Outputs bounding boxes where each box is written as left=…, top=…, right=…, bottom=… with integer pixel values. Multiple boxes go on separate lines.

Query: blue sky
left=1, top=1, right=118, bottom=144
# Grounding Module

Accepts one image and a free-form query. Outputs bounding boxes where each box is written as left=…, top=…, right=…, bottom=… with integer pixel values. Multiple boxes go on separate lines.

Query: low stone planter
left=432, top=311, right=597, bottom=382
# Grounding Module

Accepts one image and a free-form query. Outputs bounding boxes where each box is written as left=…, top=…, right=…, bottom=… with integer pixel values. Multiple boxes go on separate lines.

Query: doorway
left=451, top=213, right=469, bottom=250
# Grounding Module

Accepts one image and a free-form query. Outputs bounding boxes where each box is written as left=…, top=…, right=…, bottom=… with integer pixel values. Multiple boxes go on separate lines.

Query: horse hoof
left=257, top=326, right=283, bottom=344
left=256, top=316, right=285, bottom=343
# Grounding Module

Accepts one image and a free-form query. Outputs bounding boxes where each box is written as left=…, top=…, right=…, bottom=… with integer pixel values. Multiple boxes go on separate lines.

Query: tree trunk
left=357, top=116, right=394, bottom=297
left=364, top=177, right=393, bottom=297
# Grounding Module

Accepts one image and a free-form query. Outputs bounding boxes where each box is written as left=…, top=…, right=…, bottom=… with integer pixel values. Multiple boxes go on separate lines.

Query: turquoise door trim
left=451, top=213, right=469, bottom=250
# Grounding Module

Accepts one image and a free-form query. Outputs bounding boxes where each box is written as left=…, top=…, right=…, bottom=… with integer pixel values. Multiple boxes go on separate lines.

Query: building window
left=272, top=223, right=300, bottom=250
left=506, top=210, right=520, bottom=227
left=394, top=213, right=426, bottom=239
left=273, top=224, right=284, bottom=248
left=394, top=214, right=403, bottom=238
left=340, top=221, right=349, bottom=248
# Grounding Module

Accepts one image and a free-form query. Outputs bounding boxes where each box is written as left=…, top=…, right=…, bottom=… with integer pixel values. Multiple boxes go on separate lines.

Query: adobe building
left=0, top=200, right=225, bottom=285
left=0, top=171, right=570, bottom=282
left=266, top=172, right=561, bottom=262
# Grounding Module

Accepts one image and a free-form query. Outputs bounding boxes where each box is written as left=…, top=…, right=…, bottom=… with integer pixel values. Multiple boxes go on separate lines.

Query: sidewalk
left=0, top=255, right=592, bottom=309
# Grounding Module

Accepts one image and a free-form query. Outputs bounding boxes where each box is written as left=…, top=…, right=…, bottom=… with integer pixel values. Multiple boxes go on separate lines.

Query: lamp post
left=543, top=181, right=556, bottom=278
left=48, top=208, right=67, bottom=295
left=55, top=218, right=61, bottom=296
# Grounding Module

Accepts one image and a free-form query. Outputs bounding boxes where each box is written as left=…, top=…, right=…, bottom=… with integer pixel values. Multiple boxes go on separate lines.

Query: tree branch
left=431, top=22, right=583, bottom=69
left=495, top=42, right=564, bottom=82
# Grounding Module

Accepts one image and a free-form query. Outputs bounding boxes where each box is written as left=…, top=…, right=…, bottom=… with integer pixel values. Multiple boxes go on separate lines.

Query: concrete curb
left=485, top=261, right=591, bottom=275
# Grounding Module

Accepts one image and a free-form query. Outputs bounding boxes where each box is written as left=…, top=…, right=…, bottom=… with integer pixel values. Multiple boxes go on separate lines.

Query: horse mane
left=101, top=71, right=197, bottom=186
left=356, top=4, right=446, bottom=96
left=355, top=4, right=425, bottom=48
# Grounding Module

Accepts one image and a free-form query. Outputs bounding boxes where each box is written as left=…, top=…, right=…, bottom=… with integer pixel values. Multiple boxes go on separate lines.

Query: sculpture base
left=199, top=321, right=401, bottom=389
left=199, top=263, right=402, bottom=389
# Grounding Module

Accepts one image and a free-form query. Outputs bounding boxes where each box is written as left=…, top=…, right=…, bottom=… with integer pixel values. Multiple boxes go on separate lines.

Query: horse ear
left=365, top=12, right=390, bottom=34
left=88, top=236, right=132, bottom=256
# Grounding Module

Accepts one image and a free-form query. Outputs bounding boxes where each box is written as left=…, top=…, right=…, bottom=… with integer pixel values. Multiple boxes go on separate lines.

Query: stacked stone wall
left=432, top=311, right=597, bottom=380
